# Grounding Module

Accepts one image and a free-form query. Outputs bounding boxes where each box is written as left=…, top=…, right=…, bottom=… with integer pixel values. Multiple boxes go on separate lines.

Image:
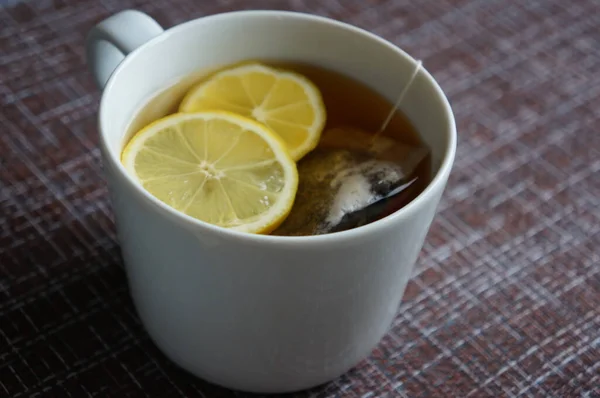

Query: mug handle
left=85, top=10, right=164, bottom=89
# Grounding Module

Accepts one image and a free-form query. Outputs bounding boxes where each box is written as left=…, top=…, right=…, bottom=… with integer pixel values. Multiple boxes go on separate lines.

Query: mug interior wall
left=101, top=12, right=451, bottom=176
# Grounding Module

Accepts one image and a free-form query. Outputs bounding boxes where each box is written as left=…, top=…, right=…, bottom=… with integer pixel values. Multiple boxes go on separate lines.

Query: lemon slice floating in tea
left=179, top=63, right=326, bottom=160
left=121, top=111, right=298, bottom=234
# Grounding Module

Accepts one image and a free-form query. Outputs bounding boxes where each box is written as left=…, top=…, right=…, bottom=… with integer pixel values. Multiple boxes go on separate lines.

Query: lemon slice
left=121, top=111, right=298, bottom=234
left=179, top=63, right=326, bottom=160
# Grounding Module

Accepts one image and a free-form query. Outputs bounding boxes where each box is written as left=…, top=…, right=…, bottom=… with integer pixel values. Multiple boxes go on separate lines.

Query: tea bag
left=273, top=128, right=429, bottom=236
left=273, top=59, right=427, bottom=236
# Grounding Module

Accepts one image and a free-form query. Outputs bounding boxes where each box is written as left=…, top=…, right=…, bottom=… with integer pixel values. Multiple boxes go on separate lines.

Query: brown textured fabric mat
left=1, top=0, right=599, bottom=396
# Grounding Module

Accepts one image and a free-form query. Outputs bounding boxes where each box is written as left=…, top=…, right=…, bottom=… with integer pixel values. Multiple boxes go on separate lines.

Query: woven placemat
left=1, top=0, right=599, bottom=396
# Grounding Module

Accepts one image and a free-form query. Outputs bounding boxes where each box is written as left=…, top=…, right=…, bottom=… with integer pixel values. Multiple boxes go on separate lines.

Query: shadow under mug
left=86, top=9, right=456, bottom=394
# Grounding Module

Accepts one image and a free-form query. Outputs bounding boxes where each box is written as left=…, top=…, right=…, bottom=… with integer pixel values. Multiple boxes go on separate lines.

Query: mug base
left=149, top=332, right=356, bottom=394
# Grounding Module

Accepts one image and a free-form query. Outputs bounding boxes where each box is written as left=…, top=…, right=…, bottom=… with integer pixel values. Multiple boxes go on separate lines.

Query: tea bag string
left=374, top=60, right=423, bottom=139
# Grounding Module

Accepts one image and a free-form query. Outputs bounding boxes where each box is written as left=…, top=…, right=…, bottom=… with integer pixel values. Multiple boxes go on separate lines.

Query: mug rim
left=99, top=9, right=457, bottom=246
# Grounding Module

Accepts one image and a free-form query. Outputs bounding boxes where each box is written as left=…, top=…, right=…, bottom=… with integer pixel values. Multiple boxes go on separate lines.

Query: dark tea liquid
left=125, top=62, right=431, bottom=236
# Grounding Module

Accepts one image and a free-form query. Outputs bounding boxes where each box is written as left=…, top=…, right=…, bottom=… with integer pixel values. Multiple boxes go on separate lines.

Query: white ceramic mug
left=86, top=9, right=456, bottom=393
